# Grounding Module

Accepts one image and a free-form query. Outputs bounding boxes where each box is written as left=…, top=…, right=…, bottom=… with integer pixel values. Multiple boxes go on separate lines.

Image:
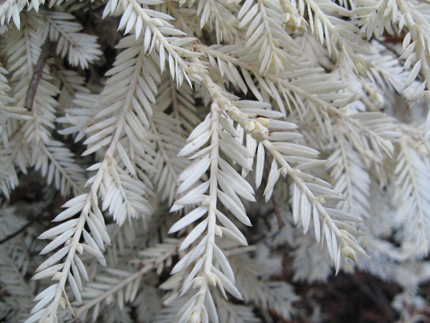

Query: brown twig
left=24, top=37, right=52, bottom=111
left=373, top=37, right=402, bottom=60
left=0, top=219, right=35, bottom=245
left=372, top=37, right=426, bottom=89
left=271, top=195, right=285, bottom=229
left=352, top=275, right=396, bottom=322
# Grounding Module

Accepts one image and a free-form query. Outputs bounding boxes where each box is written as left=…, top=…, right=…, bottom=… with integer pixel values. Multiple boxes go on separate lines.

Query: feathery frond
left=1, top=0, right=430, bottom=321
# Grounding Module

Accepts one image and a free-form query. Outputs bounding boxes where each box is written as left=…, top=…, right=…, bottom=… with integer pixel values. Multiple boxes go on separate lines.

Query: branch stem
left=25, top=37, right=52, bottom=111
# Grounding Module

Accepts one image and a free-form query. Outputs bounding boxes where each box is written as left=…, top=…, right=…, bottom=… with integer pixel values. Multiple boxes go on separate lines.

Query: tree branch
left=0, top=219, right=34, bottom=245
left=24, top=37, right=52, bottom=111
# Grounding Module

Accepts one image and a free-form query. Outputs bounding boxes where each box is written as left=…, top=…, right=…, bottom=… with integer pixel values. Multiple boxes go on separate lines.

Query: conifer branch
left=0, top=0, right=430, bottom=321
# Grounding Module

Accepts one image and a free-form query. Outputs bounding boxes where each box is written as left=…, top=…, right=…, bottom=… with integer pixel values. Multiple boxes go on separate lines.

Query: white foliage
left=238, top=0, right=299, bottom=74
left=46, top=11, right=102, bottom=69
left=1, top=0, right=430, bottom=322
left=394, top=135, right=430, bottom=257
left=231, top=251, right=299, bottom=320
left=213, top=295, right=260, bottom=323
left=0, top=232, right=35, bottom=322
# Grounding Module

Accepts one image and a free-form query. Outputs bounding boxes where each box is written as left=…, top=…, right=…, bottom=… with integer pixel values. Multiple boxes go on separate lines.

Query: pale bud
left=207, top=273, right=217, bottom=286
left=192, top=277, right=204, bottom=288
left=352, top=56, right=367, bottom=77
left=250, top=121, right=269, bottom=140
left=105, top=295, right=113, bottom=305
left=186, top=66, right=203, bottom=83
left=281, top=11, right=307, bottom=34
left=371, top=92, right=385, bottom=107
left=256, top=117, right=270, bottom=127
left=59, top=297, right=66, bottom=309
left=214, top=225, right=223, bottom=236
left=189, top=309, right=202, bottom=323
left=202, top=196, right=212, bottom=206
left=243, top=120, right=256, bottom=133
left=280, top=166, right=288, bottom=177
left=76, top=244, right=84, bottom=254
left=341, top=244, right=358, bottom=263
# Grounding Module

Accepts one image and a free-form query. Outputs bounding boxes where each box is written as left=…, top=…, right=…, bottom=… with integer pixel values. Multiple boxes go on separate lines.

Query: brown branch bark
left=24, top=37, right=52, bottom=111
left=0, top=220, right=34, bottom=245
left=271, top=194, right=285, bottom=229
